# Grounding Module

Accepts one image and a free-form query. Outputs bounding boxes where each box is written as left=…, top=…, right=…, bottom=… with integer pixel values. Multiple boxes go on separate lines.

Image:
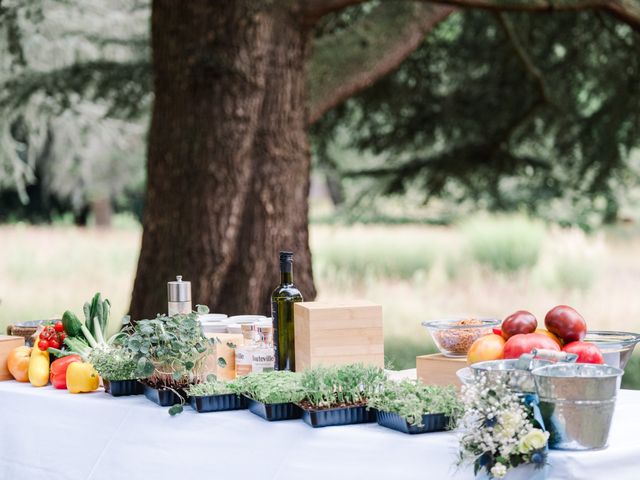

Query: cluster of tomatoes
left=37, top=321, right=66, bottom=351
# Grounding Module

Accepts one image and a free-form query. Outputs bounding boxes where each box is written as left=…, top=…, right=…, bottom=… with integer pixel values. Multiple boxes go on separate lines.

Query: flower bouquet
left=457, top=373, right=549, bottom=479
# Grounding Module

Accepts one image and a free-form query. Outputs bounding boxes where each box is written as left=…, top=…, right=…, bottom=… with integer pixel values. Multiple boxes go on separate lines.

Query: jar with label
left=235, top=345, right=254, bottom=377
left=251, top=346, right=275, bottom=373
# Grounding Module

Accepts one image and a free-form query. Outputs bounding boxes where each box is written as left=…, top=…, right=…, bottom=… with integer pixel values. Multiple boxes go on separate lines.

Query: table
left=1, top=380, right=640, bottom=480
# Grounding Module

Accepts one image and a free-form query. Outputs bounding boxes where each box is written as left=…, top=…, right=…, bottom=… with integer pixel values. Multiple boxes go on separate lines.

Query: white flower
left=490, top=463, right=507, bottom=478
left=518, top=429, right=549, bottom=453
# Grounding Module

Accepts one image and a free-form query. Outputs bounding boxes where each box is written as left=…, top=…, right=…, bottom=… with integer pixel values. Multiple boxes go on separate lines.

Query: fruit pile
left=467, top=305, right=604, bottom=365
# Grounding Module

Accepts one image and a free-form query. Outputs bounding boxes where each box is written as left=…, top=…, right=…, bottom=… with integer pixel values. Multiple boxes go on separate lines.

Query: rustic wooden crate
left=293, top=301, right=384, bottom=372
left=416, top=353, right=466, bottom=388
left=0, top=335, right=26, bottom=381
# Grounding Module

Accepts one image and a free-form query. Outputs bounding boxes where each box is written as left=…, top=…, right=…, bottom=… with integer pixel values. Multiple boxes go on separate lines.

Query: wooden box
left=293, top=301, right=384, bottom=372
left=416, top=353, right=466, bottom=388
left=1, top=335, right=25, bottom=381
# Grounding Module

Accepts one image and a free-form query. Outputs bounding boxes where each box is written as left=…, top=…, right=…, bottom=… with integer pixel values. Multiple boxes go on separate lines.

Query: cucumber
left=62, top=310, right=84, bottom=338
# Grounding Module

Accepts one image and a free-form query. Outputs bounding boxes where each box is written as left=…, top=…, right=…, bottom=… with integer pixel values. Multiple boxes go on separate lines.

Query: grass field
left=2, top=217, right=640, bottom=386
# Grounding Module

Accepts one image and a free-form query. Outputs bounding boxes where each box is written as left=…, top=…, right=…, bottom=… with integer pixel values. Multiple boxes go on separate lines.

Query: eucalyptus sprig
left=122, top=309, right=211, bottom=388
left=367, top=379, right=463, bottom=427
left=230, top=371, right=304, bottom=404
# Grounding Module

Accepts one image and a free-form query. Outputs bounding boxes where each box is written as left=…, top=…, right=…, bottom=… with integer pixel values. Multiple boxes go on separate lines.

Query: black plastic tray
left=104, top=379, right=144, bottom=397
left=245, top=396, right=302, bottom=421
left=301, top=405, right=377, bottom=428
left=376, top=410, right=450, bottom=434
left=190, top=393, right=247, bottom=413
left=143, top=383, right=185, bottom=407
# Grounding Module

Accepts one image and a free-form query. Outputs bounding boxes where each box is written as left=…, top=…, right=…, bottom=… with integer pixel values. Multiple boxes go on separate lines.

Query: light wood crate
left=1, top=335, right=26, bottom=381
left=416, top=353, right=466, bottom=388
left=293, top=301, right=384, bottom=371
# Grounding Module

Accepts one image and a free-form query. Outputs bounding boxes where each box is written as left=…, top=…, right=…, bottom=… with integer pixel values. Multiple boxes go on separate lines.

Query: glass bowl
left=421, top=318, right=500, bottom=358
left=584, top=330, right=640, bottom=369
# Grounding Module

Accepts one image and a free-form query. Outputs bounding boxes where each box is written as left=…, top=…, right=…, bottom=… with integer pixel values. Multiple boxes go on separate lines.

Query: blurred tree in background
left=0, top=0, right=149, bottom=225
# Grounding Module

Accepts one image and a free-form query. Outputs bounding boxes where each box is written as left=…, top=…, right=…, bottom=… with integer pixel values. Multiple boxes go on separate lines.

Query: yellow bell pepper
left=28, top=337, right=50, bottom=387
left=66, top=362, right=99, bottom=394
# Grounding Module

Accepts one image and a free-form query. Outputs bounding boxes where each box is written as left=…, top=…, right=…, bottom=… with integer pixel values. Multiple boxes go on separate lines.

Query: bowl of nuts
left=421, top=318, right=500, bottom=358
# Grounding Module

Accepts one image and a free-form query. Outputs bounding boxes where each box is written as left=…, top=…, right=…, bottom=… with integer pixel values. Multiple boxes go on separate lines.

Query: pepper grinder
left=167, top=275, right=192, bottom=315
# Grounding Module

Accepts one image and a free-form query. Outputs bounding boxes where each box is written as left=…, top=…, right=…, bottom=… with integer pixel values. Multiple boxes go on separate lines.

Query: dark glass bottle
left=271, top=251, right=303, bottom=371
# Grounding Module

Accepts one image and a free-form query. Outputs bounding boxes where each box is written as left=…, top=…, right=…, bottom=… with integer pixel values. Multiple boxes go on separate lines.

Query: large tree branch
left=307, top=2, right=454, bottom=124
left=428, top=0, right=640, bottom=30
left=301, top=0, right=368, bottom=23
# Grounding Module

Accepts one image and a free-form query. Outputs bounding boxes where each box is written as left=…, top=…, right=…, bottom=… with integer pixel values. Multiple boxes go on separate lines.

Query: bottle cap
left=168, top=275, right=191, bottom=302
left=279, top=251, right=293, bottom=263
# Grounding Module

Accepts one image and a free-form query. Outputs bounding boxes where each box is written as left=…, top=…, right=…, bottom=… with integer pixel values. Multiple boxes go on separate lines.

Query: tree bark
left=130, top=0, right=315, bottom=319
left=91, top=198, right=112, bottom=228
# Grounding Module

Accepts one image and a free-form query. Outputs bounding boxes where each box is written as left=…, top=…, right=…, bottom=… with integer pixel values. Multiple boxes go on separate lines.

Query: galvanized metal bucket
left=471, top=349, right=576, bottom=394
left=532, top=363, right=623, bottom=450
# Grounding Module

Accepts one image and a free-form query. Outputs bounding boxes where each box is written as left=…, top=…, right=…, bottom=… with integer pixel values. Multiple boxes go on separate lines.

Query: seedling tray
left=143, top=383, right=185, bottom=407
left=244, top=396, right=302, bottom=421
left=301, top=405, right=376, bottom=428
left=104, top=379, right=144, bottom=397
left=376, top=410, right=450, bottom=434
left=190, top=393, right=247, bottom=413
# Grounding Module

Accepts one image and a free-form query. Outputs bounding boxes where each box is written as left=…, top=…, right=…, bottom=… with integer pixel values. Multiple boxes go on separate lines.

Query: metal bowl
left=584, top=330, right=640, bottom=369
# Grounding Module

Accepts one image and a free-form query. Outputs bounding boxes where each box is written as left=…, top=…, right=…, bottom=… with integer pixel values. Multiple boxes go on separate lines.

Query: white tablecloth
left=1, top=380, right=640, bottom=480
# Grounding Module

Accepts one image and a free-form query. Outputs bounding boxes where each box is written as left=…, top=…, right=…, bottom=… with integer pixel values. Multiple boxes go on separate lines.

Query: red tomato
left=492, top=328, right=503, bottom=337
left=503, top=333, right=561, bottom=359
left=502, top=310, right=537, bottom=339
left=59, top=333, right=66, bottom=342
left=544, top=305, right=587, bottom=343
left=49, top=339, right=60, bottom=349
left=562, top=341, right=604, bottom=364
left=38, top=340, right=49, bottom=351
left=54, top=321, right=64, bottom=333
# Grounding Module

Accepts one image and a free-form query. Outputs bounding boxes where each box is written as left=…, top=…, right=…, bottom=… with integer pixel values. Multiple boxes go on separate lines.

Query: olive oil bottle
left=271, top=251, right=303, bottom=371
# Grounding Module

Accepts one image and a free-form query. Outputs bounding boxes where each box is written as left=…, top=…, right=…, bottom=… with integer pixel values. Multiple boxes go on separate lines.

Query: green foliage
left=300, top=364, right=387, bottom=409
left=464, top=216, right=545, bottom=273
left=312, top=10, right=640, bottom=227
left=89, top=346, right=139, bottom=381
left=312, top=230, right=436, bottom=281
left=187, top=379, right=234, bottom=397
left=122, top=311, right=210, bottom=388
left=368, top=379, right=463, bottom=427
left=622, top=355, right=640, bottom=390
left=230, top=371, right=305, bottom=404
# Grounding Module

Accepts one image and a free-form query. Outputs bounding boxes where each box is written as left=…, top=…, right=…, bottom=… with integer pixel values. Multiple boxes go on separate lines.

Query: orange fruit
left=7, top=346, right=32, bottom=382
left=535, top=328, right=562, bottom=347
left=467, top=334, right=505, bottom=365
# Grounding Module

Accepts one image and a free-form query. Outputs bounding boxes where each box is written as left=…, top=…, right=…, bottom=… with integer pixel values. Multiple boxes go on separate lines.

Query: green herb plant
left=300, top=363, right=387, bottom=410
left=367, top=379, right=464, bottom=427
left=230, top=371, right=304, bottom=404
left=88, top=346, right=139, bottom=381
left=187, top=379, right=234, bottom=397
left=122, top=308, right=211, bottom=390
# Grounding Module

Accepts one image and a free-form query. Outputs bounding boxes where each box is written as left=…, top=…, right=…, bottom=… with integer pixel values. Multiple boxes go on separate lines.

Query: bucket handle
left=532, top=348, right=578, bottom=363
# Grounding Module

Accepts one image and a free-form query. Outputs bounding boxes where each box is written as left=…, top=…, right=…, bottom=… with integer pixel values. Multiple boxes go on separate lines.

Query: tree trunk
left=91, top=198, right=112, bottom=228
left=130, top=0, right=316, bottom=319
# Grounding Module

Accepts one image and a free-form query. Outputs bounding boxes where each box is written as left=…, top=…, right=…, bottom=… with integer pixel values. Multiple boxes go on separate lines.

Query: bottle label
left=271, top=300, right=279, bottom=370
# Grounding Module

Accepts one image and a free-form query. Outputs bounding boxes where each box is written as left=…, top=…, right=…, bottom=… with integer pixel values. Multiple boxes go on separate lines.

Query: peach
left=467, top=334, right=505, bottom=365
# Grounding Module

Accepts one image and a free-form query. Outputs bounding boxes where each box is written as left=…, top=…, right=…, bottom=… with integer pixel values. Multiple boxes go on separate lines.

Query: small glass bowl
left=421, top=318, right=500, bottom=358
left=584, top=330, right=640, bottom=369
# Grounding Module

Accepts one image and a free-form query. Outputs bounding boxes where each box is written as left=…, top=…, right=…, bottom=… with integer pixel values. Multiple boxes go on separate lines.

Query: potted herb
left=122, top=310, right=211, bottom=411
left=89, top=347, right=143, bottom=397
left=187, top=379, right=246, bottom=413
left=368, top=379, right=463, bottom=434
left=298, top=364, right=387, bottom=428
left=230, top=371, right=304, bottom=421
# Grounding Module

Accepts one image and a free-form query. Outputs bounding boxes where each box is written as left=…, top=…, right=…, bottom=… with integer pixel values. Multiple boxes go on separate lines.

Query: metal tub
left=471, top=358, right=554, bottom=394
left=532, top=363, right=623, bottom=450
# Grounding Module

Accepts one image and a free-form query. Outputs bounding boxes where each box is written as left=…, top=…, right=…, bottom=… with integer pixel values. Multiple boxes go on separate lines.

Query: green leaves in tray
left=367, top=379, right=464, bottom=427
left=230, top=371, right=305, bottom=404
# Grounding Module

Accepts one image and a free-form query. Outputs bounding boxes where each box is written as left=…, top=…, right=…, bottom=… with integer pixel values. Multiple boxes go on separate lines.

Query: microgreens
left=367, top=379, right=463, bottom=427
left=230, top=371, right=304, bottom=404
